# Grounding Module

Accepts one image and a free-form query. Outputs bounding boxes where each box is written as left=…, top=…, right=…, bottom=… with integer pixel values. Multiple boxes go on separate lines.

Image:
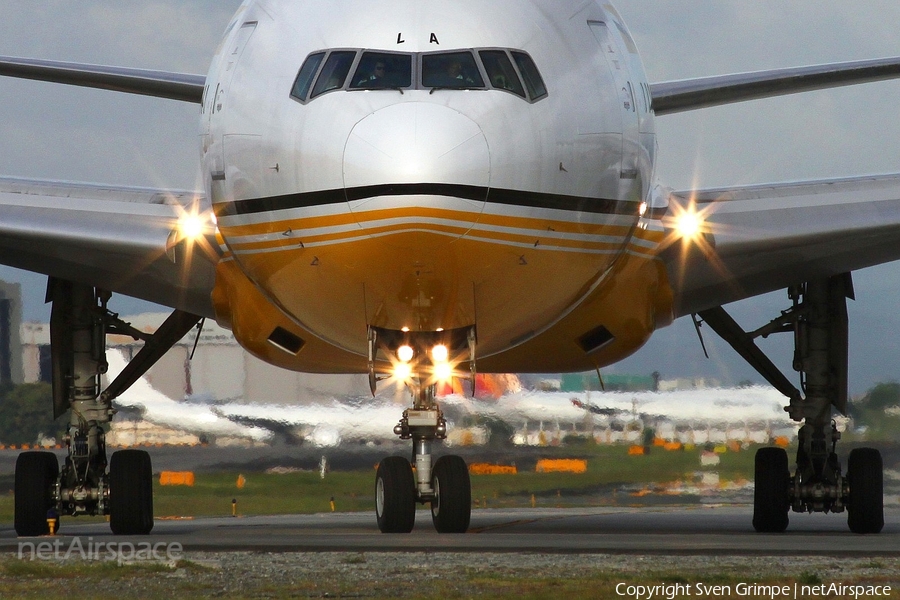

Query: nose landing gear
left=371, top=326, right=473, bottom=534
left=375, top=385, right=472, bottom=533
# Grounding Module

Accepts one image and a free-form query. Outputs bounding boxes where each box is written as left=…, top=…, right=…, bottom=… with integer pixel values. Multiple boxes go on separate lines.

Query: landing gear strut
left=375, top=384, right=471, bottom=533
left=698, top=274, right=883, bottom=534
left=14, top=279, right=201, bottom=536
left=372, top=326, right=473, bottom=533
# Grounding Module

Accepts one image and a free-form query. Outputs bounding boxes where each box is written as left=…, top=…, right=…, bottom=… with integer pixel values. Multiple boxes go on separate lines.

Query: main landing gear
left=697, top=275, right=883, bottom=534
left=371, top=327, right=473, bottom=533
left=14, top=279, right=201, bottom=536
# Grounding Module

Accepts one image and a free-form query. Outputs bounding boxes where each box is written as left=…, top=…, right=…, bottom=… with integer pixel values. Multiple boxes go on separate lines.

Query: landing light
left=675, top=209, right=703, bottom=239
left=177, top=213, right=207, bottom=241
left=397, top=345, right=414, bottom=363
left=167, top=209, right=215, bottom=264
left=431, top=344, right=449, bottom=364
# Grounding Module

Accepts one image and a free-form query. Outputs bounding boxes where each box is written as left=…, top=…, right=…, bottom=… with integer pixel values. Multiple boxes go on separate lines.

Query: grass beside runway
left=0, top=553, right=898, bottom=599
left=0, top=443, right=759, bottom=524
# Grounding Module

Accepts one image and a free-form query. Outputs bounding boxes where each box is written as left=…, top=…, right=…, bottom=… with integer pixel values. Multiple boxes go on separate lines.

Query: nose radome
left=343, top=102, right=490, bottom=208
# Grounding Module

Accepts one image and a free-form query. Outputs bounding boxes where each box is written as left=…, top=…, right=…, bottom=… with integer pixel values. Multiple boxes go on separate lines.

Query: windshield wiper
left=429, top=86, right=483, bottom=94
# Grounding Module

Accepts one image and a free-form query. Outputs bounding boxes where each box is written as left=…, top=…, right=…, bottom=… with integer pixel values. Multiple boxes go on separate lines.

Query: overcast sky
left=1, top=1, right=900, bottom=394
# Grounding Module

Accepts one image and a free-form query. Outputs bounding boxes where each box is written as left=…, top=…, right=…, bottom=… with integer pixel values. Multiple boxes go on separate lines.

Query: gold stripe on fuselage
left=219, top=205, right=657, bottom=256
left=215, top=196, right=664, bottom=359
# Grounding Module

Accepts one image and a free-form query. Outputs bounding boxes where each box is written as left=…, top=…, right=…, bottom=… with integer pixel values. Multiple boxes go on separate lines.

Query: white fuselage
left=201, top=0, right=668, bottom=374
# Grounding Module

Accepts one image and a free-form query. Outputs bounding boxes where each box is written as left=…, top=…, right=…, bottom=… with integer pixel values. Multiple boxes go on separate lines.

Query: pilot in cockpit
left=439, top=59, right=477, bottom=87
left=356, top=61, right=386, bottom=88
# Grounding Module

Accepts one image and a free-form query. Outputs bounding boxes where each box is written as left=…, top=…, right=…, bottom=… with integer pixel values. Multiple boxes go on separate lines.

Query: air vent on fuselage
left=577, top=325, right=615, bottom=354
left=267, top=327, right=305, bottom=355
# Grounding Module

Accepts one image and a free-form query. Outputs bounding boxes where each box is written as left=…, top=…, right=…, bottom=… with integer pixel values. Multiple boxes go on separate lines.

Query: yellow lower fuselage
left=203, top=0, right=673, bottom=375
left=212, top=194, right=671, bottom=373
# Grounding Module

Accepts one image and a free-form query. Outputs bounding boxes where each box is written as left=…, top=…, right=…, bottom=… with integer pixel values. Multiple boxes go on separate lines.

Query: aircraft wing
left=650, top=56, right=900, bottom=115
left=0, top=56, right=204, bottom=103
left=667, top=174, right=900, bottom=317
left=0, top=177, right=218, bottom=317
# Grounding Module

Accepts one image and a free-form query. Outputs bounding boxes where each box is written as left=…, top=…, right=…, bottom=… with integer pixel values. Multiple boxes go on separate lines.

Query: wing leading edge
left=666, top=174, right=900, bottom=318
left=650, top=56, right=900, bottom=115
left=0, top=56, right=204, bottom=103
left=0, top=177, right=217, bottom=317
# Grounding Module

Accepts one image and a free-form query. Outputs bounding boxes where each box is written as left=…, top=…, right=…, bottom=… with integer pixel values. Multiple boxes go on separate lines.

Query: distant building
left=22, top=312, right=372, bottom=405
left=560, top=372, right=660, bottom=393
left=656, top=377, right=724, bottom=392
left=105, top=419, right=201, bottom=447
left=0, top=281, right=23, bottom=385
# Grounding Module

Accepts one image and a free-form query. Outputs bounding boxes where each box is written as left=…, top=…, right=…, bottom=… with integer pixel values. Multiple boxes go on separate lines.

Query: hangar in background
left=20, top=312, right=370, bottom=405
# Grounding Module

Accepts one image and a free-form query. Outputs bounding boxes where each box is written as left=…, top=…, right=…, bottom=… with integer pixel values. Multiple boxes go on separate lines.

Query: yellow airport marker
left=46, top=510, right=58, bottom=536
left=330, top=496, right=336, bottom=512
left=232, top=498, right=237, bottom=517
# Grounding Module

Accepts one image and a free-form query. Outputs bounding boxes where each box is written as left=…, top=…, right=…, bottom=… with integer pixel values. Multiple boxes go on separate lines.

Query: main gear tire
left=847, top=447, right=884, bottom=534
left=109, top=449, right=154, bottom=535
left=14, top=451, right=59, bottom=536
left=375, top=456, right=416, bottom=533
left=752, top=447, right=790, bottom=533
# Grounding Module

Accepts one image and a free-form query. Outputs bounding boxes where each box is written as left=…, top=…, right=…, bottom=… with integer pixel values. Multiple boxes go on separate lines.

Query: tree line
left=0, top=382, right=60, bottom=446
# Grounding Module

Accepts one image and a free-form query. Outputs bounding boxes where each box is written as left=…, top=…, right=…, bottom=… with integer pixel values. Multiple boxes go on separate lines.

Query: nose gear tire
left=375, top=456, right=416, bottom=533
left=430, top=455, right=471, bottom=533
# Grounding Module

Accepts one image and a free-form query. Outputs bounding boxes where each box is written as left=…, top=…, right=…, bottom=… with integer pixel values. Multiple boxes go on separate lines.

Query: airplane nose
left=343, top=102, right=490, bottom=234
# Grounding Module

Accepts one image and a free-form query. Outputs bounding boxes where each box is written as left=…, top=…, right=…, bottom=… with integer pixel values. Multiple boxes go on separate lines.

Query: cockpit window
left=350, top=52, right=412, bottom=89
left=350, top=52, right=412, bottom=90
left=293, top=48, right=547, bottom=103
left=291, top=52, right=325, bottom=101
left=479, top=50, right=526, bottom=98
left=511, top=51, right=547, bottom=101
left=422, top=51, right=485, bottom=89
left=310, top=51, right=356, bottom=98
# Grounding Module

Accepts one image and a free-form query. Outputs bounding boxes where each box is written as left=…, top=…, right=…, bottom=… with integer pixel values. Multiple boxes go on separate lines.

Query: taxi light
left=393, top=362, right=412, bottom=381
left=431, top=344, right=449, bottom=363
left=397, top=345, right=414, bottom=363
left=434, top=362, right=453, bottom=382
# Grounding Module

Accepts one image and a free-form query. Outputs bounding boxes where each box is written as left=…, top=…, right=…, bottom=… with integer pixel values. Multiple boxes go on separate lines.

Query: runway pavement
left=2, top=506, right=898, bottom=555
